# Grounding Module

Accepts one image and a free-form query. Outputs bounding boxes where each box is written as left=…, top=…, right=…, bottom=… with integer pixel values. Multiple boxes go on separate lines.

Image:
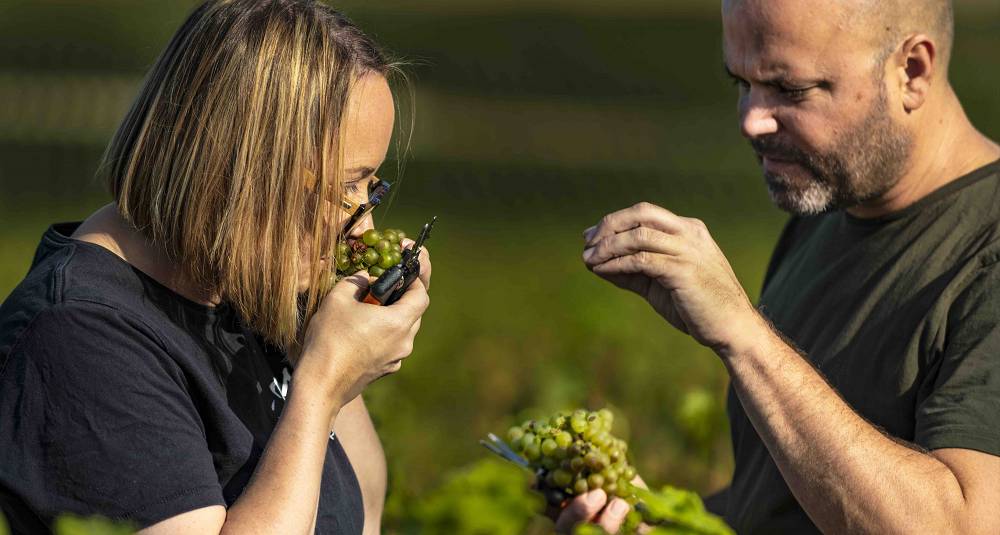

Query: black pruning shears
left=363, top=216, right=437, bottom=306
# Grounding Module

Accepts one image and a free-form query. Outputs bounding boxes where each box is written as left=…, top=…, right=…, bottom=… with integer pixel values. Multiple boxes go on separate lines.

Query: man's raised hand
left=582, top=202, right=762, bottom=355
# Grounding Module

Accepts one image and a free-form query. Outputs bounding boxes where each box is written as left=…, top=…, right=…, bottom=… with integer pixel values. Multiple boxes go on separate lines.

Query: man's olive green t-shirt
left=725, top=160, right=1000, bottom=534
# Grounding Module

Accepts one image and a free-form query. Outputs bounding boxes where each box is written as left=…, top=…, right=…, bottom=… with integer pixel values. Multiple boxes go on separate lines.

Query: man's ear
left=896, top=34, right=937, bottom=113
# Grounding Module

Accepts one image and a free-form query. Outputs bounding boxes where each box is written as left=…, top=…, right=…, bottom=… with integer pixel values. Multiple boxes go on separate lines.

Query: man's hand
left=582, top=202, right=761, bottom=354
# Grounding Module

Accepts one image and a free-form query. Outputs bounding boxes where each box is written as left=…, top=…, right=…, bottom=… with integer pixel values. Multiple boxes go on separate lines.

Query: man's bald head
left=860, top=0, right=954, bottom=68
left=724, top=0, right=954, bottom=73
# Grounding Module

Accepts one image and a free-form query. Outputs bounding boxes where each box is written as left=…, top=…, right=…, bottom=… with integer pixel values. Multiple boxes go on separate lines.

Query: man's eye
left=781, top=86, right=814, bottom=100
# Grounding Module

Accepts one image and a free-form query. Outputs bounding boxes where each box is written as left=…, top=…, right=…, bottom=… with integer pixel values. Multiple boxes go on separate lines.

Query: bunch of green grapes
left=336, top=227, right=408, bottom=278
left=507, top=409, right=639, bottom=508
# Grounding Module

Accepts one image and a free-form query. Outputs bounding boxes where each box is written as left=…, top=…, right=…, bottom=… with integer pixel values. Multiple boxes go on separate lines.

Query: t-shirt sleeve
left=0, top=301, right=225, bottom=528
left=914, top=259, right=1000, bottom=456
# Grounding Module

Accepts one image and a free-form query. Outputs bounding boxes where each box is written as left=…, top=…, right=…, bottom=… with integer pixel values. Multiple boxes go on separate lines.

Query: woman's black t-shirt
left=0, top=223, right=364, bottom=534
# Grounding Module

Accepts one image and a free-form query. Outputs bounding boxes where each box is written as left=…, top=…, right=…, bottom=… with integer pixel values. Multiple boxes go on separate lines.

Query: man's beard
left=751, top=86, right=914, bottom=216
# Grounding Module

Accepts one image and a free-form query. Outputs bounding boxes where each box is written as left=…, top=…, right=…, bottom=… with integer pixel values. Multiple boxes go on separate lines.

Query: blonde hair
left=99, top=0, right=397, bottom=349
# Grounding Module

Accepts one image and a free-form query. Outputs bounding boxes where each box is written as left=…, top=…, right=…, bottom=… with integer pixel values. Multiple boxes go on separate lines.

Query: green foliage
left=0, top=512, right=9, bottom=535
left=575, top=485, right=733, bottom=535
left=408, top=458, right=544, bottom=535
left=635, top=486, right=733, bottom=535
left=53, top=515, right=134, bottom=535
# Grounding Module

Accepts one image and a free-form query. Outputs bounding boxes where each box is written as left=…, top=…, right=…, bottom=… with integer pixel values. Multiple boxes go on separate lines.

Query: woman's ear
left=896, top=34, right=937, bottom=113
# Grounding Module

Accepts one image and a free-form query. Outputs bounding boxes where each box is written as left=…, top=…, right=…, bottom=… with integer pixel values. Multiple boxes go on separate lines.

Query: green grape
left=369, top=266, right=385, bottom=277
left=336, top=257, right=351, bottom=271
left=573, top=478, right=589, bottom=495
left=584, top=452, right=605, bottom=471
left=362, top=229, right=381, bottom=246
left=541, top=438, right=558, bottom=457
left=555, top=431, right=572, bottom=448
left=599, top=408, right=614, bottom=423
left=603, top=467, right=619, bottom=483
left=350, top=251, right=364, bottom=265
left=550, top=414, right=567, bottom=428
left=604, top=480, right=618, bottom=495
left=623, top=466, right=636, bottom=481
left=524, top=443, right=541, bottom=461
left=508, top=427, right=525, bottom=443
left=383, top=229, right=400, bottom=244
left=522, top=432, right=536, bottom=446
left=397, top=230, right=407, bottom=241
left=569, top=456, right=586, bottom=473
left=336, top=242, right=350, bottom=257
left=587, top=473, right=605, bottom=489
left=375, top=239, right=392, bottom=253
left=378, top=253, right=397, bottom=269
left=552, top=469, right=573, bottom=488
left=570, top=415, right=587, bottom=434
left=389, top=250, right=403, bottom=265
left=363, top=249, right=380, bottom=266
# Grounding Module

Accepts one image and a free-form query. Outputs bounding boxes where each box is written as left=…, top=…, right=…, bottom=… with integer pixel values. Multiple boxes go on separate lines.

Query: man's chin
left=766, top=181, right=835, bottom=216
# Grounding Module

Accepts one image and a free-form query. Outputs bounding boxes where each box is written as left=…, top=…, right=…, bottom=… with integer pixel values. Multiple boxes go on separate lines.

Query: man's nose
left=739, top=92, right=780, bottom=139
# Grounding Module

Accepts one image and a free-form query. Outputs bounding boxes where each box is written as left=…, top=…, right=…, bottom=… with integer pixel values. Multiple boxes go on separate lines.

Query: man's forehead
left=722, top=0, right=861, bottom=76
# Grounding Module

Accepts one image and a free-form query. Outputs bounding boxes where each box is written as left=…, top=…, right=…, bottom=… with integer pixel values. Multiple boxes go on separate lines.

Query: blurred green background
left=1, top=0, right=998, bottom=532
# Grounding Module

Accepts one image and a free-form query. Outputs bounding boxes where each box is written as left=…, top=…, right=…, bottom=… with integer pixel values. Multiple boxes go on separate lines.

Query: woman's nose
left=349, top=213, right=376, bottom=238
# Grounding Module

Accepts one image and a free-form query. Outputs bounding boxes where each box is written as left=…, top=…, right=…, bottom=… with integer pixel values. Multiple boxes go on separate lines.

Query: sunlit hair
left=98, top=0, right=405, bottom=349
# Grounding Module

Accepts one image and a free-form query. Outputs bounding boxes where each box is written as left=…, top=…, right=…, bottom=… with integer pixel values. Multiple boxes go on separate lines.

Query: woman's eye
left=345, top=182, right=361, bottom=193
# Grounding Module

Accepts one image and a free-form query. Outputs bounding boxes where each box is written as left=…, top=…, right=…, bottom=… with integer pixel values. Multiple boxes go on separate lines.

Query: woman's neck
left=72, top=203, right=222, bottom=307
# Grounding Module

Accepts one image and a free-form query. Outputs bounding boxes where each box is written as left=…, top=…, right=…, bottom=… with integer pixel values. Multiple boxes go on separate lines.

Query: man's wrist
left=714, top=308, right=777, bottom=363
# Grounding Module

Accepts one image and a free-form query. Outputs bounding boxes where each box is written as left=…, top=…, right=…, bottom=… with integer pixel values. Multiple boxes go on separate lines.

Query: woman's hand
left=553, top=476, right=651, bottom=534
left=554, top=490, right=632, bottom=534
left=296, top=261, right=430, bottom=410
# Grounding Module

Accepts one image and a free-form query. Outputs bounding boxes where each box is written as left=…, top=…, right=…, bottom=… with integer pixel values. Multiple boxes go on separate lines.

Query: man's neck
left=847, top=90, right=1000, bottom=219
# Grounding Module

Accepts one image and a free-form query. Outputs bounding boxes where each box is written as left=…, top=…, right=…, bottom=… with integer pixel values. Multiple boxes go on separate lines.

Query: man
left=557, top=0, right=1000, bottom=533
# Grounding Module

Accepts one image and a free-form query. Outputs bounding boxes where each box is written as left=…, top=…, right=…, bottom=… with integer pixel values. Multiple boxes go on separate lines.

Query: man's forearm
left=722, top=315, right=970, bottom=534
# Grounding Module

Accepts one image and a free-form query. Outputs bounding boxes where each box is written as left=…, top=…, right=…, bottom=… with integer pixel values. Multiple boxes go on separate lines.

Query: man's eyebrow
left=723, top=62, right=805, bottom=86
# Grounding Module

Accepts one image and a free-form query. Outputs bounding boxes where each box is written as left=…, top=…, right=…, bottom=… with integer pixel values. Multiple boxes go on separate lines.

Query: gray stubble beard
left=761, top=83, right=915, bottom=216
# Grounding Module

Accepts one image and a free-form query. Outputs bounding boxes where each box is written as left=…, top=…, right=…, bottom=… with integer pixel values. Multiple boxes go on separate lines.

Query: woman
left=0, top=1, right=429, bottom=533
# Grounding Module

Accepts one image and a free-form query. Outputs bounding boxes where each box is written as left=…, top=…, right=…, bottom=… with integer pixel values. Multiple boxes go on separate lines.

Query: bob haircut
left=99, top=0, right=397, bottom=349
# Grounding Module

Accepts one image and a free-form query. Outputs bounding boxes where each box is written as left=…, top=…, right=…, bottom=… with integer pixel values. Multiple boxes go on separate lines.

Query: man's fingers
left=585, top=202, right=686, bottom=247
left=554, top=490, right=608, bottom=534
left=583, top=227, right=682, bottom=267
left=596, top=498, right=630, bottom=533
left=590, top=251, right=678, bottom=281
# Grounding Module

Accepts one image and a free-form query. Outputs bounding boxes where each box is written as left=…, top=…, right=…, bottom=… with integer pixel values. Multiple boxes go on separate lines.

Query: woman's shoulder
left=1, top=223, right=176, bottom=360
